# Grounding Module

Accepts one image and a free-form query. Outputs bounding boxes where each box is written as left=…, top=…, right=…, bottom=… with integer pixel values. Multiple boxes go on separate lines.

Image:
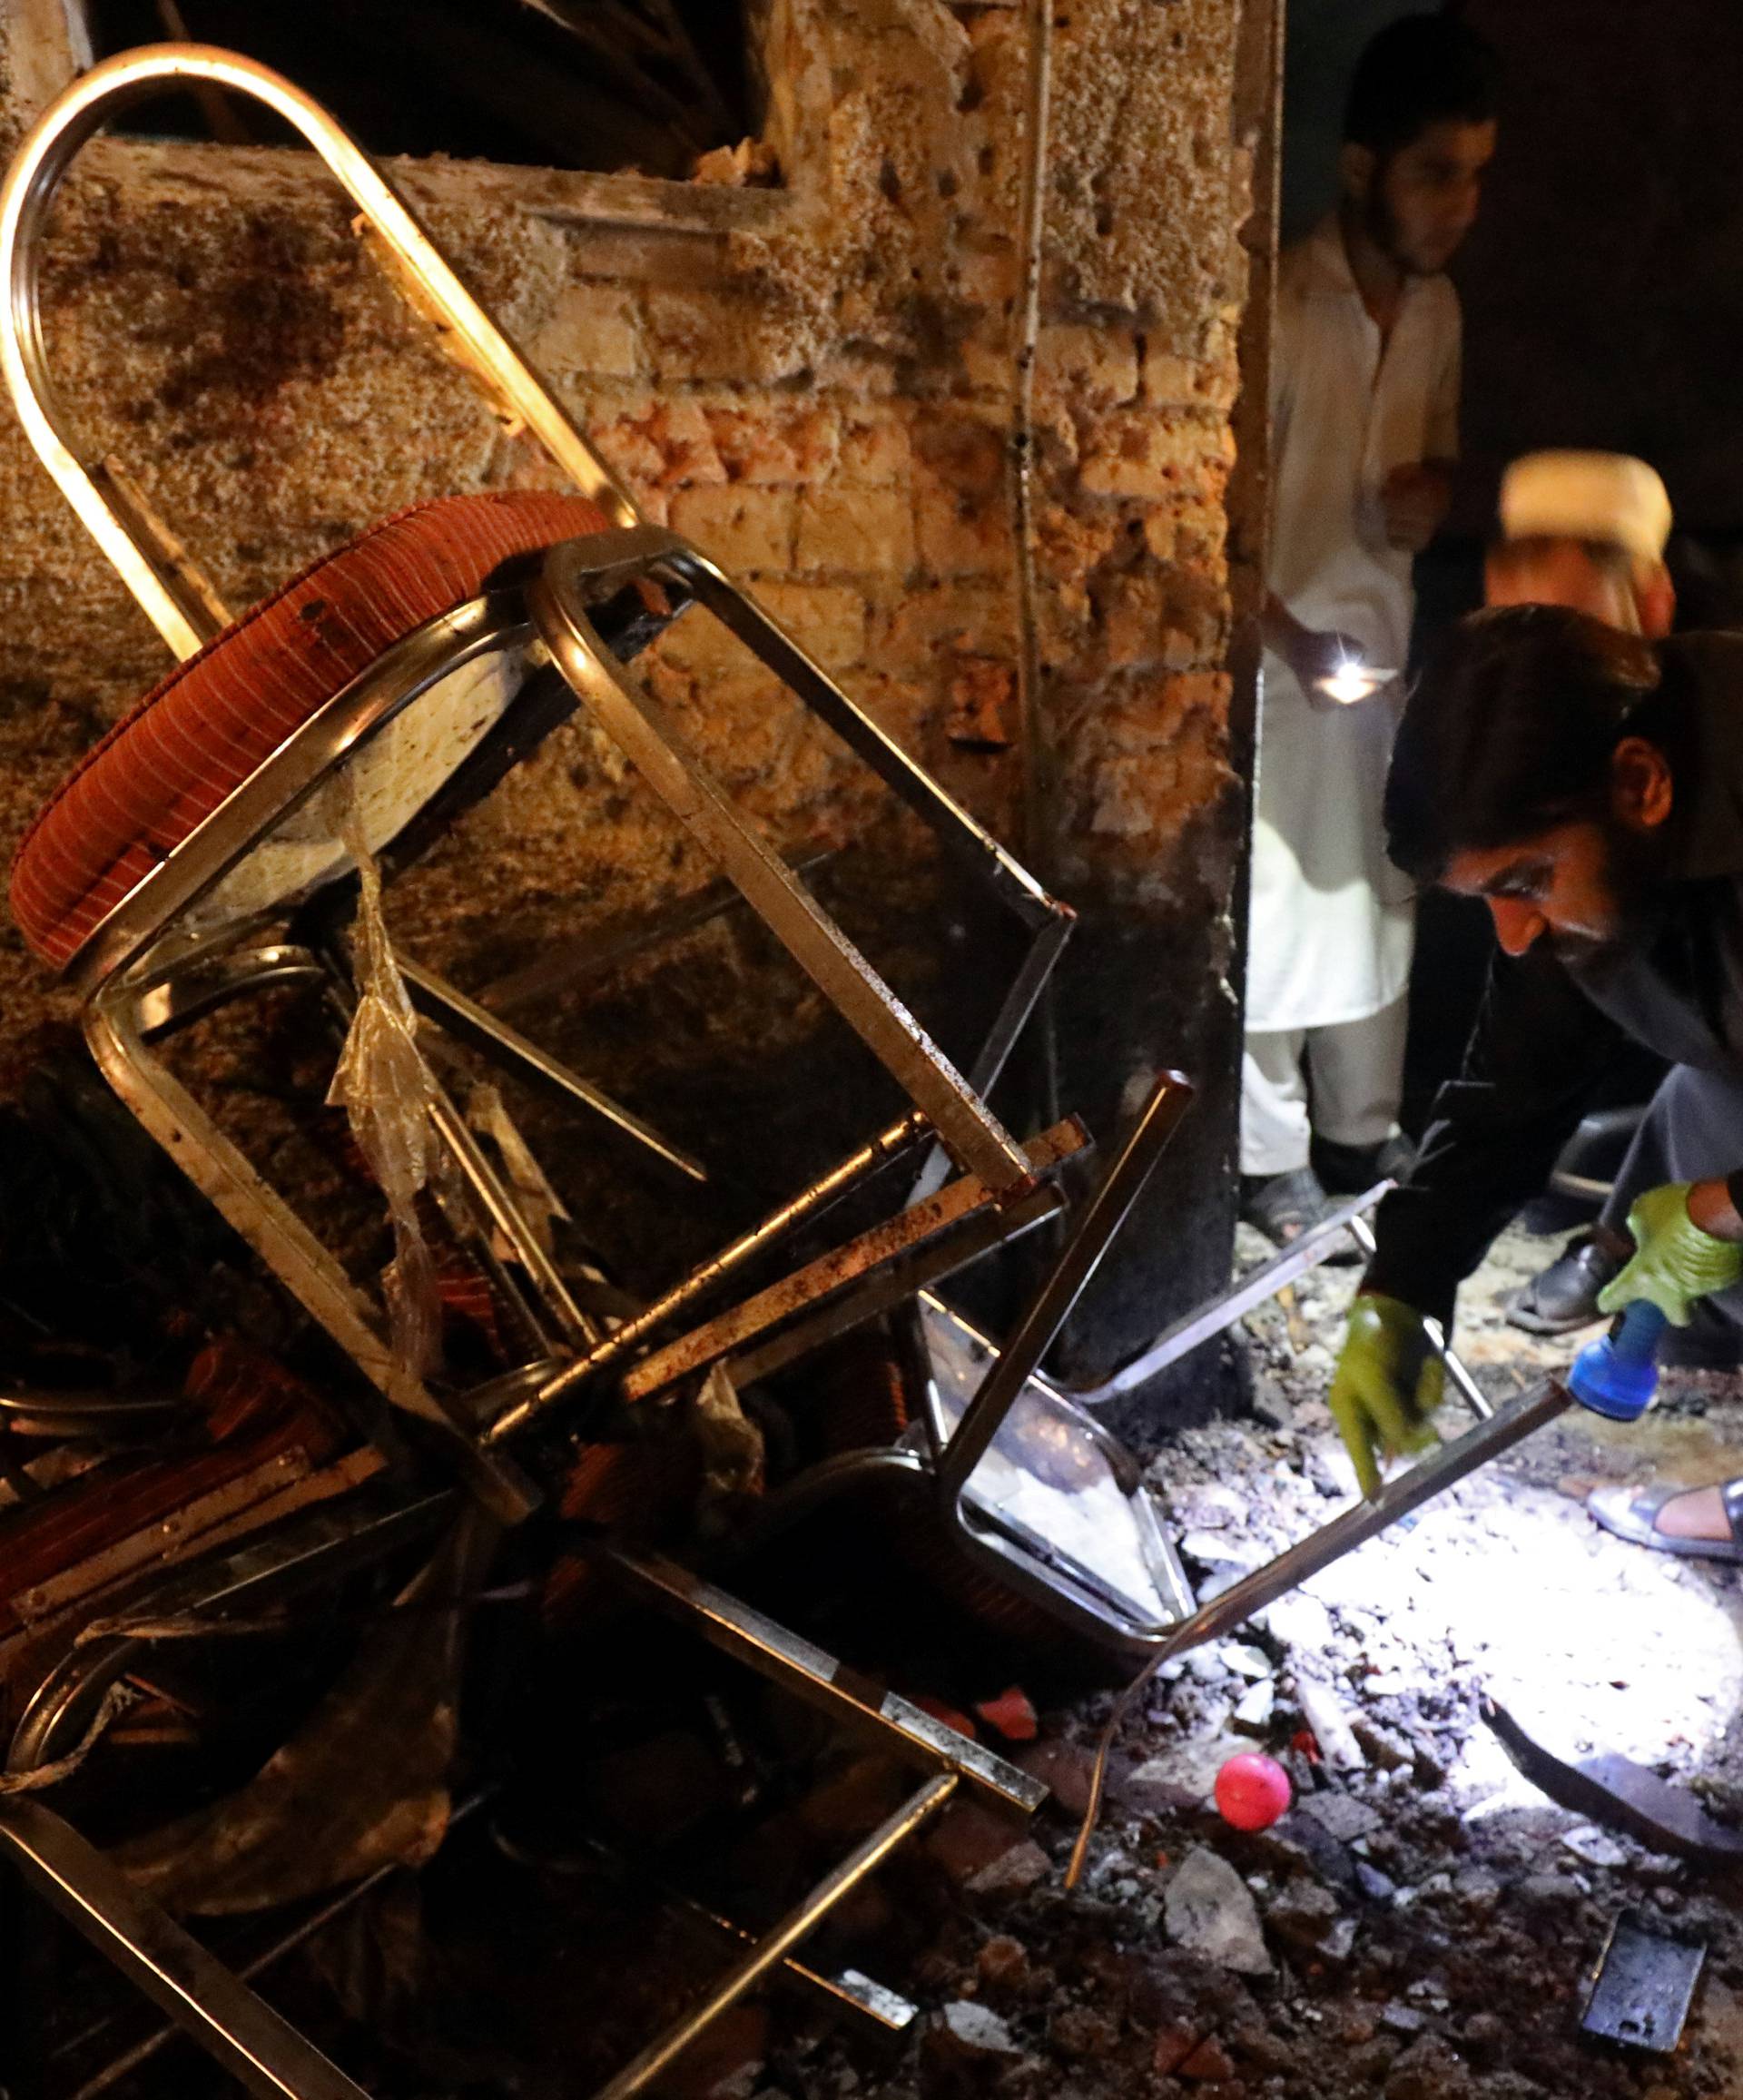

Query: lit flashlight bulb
left=1314, top=654, right=1397, bottom=705
left=1317, top=654, right=1374, bottom=705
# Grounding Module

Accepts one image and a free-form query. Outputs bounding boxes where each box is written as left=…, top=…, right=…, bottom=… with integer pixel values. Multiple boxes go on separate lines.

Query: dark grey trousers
left=1600, top=1063, right=1743, bottom=1341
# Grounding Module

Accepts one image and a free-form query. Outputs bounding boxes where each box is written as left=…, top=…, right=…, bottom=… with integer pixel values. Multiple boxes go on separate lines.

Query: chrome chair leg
left=84, top=980, right=539, bottom=1523
left=0, top=1799, right=371, bottom=2100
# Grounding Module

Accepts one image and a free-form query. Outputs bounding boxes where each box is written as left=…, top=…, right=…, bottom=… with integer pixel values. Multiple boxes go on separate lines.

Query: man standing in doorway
left=1242, top=14, right=1499, bottom=1246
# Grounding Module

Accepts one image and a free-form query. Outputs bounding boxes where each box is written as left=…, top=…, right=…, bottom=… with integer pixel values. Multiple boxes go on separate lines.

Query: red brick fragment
left=974, top=1685, right=1039, bottom=1741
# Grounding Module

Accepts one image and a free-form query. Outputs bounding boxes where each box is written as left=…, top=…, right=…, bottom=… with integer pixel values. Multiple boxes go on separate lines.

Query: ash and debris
left=700, top=1221, right=1743, bottom=2100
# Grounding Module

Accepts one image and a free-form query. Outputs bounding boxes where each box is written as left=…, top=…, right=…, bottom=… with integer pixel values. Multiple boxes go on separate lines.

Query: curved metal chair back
left=0, top=41, right=637, bottom=661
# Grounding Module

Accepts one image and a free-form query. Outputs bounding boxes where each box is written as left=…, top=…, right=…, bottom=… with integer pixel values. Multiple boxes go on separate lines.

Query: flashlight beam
left=1067, top=1373, right=1574, bottom=1887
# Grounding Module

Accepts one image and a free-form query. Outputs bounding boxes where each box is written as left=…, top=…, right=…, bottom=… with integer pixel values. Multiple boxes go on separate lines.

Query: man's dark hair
left=1344, top=14, right=1500, bottom=160
left=1384, top=606, right=1664, bottom=882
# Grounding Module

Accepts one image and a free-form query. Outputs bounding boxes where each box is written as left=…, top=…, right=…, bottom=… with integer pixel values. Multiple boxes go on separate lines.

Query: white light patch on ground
left=1298, top=1460, right=1743, bottom=1812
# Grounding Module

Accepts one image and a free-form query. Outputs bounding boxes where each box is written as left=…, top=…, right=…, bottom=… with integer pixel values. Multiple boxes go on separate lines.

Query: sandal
left=1587, top=1477, right=1743, bottom=1563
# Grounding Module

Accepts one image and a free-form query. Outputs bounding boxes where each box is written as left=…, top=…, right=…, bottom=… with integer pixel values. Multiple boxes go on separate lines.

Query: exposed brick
left=647, top=603, right=760, bottom=680
left=1039, top=322, right=1140, bottom=407
left=871, top=581, right=1014, bottom=658
left=946, top=656, right=1016, bottom=747
left=838, top=408, right=914, bottom=486
left=668, top=485, right=799, bottom=573
left=705, top=403, right=841, bottom=485
left=1078, top=410, right=1236, bottom=498
left=643, top=287, right=802, bottom=384
left=1142, top=342, right=1242, bottom=413
left=952, top=238, right=1021, bottom=306
left=795, top=487, right=915, bottom=576
left=530, top=283, right=642, bottom=379
left=917, top=487, right=1011, bottom=577
left=751, top=580, right=869, bottom=669
left=913, top=409, right=1007, bottom=496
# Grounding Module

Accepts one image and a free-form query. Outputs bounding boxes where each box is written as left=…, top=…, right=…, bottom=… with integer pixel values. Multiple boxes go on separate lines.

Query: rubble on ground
left=738, top=1220, right=1743, bottom=2100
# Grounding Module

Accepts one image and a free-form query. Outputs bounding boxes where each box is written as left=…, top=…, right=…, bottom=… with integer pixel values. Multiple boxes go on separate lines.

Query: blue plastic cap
left=1567, top=1301, right=1668, bottom=1422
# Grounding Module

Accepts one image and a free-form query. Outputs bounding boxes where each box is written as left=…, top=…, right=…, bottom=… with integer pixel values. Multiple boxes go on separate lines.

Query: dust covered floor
left=59, top=1222, right=1743, bottom=2100
left=764, top=1219, right=1743, bottom=2100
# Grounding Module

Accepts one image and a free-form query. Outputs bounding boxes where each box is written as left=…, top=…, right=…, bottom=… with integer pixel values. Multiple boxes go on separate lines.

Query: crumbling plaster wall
left=0, top=0, right=1272, bottom=1400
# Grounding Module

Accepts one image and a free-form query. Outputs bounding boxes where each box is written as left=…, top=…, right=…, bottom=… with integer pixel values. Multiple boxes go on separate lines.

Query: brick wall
left=0, top=0, right=1274, bottom=1408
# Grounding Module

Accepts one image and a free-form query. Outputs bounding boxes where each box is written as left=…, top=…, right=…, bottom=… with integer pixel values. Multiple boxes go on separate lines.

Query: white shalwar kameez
left=1242, top=214, right=1462, bottom=1177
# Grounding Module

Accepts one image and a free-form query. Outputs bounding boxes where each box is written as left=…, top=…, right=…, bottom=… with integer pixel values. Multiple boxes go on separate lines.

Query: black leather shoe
left=1239, top=1167, right=1334, bottom=1247
left=1505, top=1228, right=1627, bottom=1336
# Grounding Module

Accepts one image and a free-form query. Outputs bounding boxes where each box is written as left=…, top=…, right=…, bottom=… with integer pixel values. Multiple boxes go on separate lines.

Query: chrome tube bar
left=85, top=979, right=539, bottom=1523
left=1068, top=1184, right=1389, bottom=1405
left=397, top=955, right=706, bottom=1183
left=1344, top=1212, right=1493, bottom=1420
left=490, top=1110, right=930, bottom=1429
left=529, top=552, right=1033, bottom=1198
left=935, top=1071, right=1194, bottom=1502
left=64, top=1789, right=494, bottom=2100
left=611, top=1121, right=1084, bottom=1410
left=1068, top=1373, right=1574, bottom=1886
left=604, top=1549, right=1046, bottom=1813
left=66, top=596, right=532, bottom=993
left=0, top=43, right=635, bottom=659
left=0, top=1799, right=371, bottom=2100
left=590, top=1773, right=957, bottom=2100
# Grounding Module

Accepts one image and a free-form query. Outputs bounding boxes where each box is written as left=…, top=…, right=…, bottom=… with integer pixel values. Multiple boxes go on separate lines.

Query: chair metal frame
left=0, top=42, right=1078, bottom=1468
left=0, top=44, right=1081, bottom=2100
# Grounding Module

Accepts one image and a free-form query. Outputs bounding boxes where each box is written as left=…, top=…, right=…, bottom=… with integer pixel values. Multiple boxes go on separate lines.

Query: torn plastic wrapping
left=327, top=787, right=445, bottom=1382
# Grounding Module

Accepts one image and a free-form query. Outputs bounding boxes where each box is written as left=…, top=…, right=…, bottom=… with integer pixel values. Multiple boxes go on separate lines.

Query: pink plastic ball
left=1214, top=1752, right=1292, bottom=1831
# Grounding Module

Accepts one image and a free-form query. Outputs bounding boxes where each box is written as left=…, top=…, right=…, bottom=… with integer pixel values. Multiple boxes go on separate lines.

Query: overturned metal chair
left=0, top=41, right=1202, bottom=2100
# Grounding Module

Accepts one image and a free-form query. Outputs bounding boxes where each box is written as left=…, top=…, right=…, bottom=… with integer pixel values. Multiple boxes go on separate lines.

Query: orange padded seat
left=11, top=489, right=609, bottom=971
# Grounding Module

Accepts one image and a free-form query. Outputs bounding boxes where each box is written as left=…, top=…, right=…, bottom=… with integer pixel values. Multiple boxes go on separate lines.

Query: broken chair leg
left=589, top=1772, right=957, bottom=2100
left=0, top=1799, right=370, bottom=2100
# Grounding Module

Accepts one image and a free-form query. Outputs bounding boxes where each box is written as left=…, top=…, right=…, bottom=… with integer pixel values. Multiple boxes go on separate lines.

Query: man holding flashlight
left=1242, top=14, right=1500, bottom=1246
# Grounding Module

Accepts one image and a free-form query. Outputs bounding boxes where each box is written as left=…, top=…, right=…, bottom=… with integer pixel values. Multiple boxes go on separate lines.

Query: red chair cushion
left=11, top=489, right=608, bottom=970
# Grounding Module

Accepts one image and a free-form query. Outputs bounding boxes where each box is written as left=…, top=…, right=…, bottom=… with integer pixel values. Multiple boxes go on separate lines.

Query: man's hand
left=1380, top=461, right=1453, bottom=554
left=1262, top=596, right=1373, bottom=708
left=1597, top=1181, right=1743, bottom=1326
left=1327, top=1294, right=1443, bottom=1500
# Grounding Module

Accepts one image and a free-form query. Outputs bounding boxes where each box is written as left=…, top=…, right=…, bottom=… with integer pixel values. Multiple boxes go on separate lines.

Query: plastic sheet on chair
left=327, top=788, right=444, bottom=1382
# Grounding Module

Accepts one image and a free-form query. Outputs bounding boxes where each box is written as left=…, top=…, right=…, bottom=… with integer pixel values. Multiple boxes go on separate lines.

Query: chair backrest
left=0, top=41, right=640, bottom=663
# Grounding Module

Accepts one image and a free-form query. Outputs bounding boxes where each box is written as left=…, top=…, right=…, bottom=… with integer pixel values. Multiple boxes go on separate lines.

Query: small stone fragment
left=1049, top=2006, right=1120, bottom=2058
left=1265, top=1878, right=1353, bottom=1960
left=1560, top=1822, right=1630, bottom=1868
left=1164, top=1847, right=1273, bottom=1975
left=976, top=1935, right=1029, bottom=1992
left=1178, top=2034, right=1236, bottom=2080
left=1219, top=1642, right=1274, bottom=1681
left=933, top=2000, right=1024, bottom=2060
left=1233, top=1679, right=1276, bottom=1735
left=968, top=1839, right=1050, bottom=1897
left=1294, top=1679, right=1365, bottom=1770
left=1302, top=1791, right=1381, bottom=1844
left=1152, top=2023, right=1200, bottom=2076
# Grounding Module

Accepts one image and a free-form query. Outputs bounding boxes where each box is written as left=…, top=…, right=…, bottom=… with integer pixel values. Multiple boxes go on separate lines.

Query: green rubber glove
left=1596, top=1181, right=1743, bottom=1326
left=1327, top=1294, right=1443, bottom=1501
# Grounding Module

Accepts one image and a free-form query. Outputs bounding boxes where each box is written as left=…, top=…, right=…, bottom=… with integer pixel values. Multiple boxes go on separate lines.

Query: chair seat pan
left=11, top=490, right=608, bottom=971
